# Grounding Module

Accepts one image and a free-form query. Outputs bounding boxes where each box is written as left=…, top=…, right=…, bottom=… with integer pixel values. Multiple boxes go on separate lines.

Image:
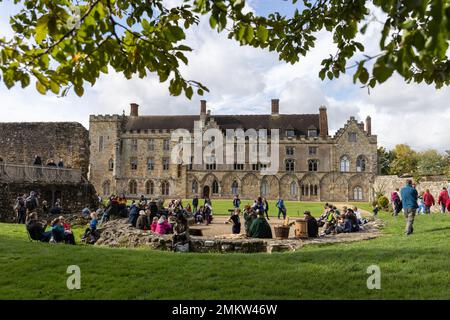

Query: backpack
left=25, top=197, right=37, bottom=211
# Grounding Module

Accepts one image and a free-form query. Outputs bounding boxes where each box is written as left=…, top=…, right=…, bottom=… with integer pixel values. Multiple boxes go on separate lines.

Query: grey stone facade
left=89, top=100, right=378, bottom=202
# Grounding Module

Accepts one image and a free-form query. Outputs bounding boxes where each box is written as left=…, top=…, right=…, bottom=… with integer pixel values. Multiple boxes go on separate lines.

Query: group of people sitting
left=26, top=212, right=75, bottom=244
left=317, top=204, right=367, bottom=236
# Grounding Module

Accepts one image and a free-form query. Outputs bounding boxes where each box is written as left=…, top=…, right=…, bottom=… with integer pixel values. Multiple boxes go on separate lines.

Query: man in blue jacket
left=400, top=179, right=418, bottom=235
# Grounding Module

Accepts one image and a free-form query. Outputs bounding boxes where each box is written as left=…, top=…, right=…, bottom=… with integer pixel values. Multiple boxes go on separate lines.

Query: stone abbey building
left=89, top=100, right=377, bottom=202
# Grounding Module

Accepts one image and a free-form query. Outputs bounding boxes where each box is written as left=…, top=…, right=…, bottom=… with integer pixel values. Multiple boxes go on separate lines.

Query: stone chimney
left=200, top=100, right=207, bottom=115
left=319, top=106, right=328, bottom=138
left=130, top=103, right=139, bottom=117
left=271, top=99, right=279, bottom=115
left=365, top=116, right=372, bottom=135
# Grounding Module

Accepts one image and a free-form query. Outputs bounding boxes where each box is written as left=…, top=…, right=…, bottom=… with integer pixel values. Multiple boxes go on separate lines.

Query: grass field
left=0, top=201, right=449, bottom=300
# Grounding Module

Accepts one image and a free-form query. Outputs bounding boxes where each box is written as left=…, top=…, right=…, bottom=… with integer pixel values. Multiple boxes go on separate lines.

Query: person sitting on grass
left=194, top=206, right=204, bottom=224
left=243, top=205, right=257, bottom=236
left=248, top=211, right=272, bottom=239
left=303, top=211, right=318, bottom=238
left=150, top=216, right=158, bottom=232
left=26, top=212, right=52, bottom=242
left=81, top=212, right=99, bottom=244
left=128, top=200, right=139, bottom=227
left=59, top=216, right=76, bottom=245
left=136, top=210, right=149, bottom=230
left=227, top=208, right=241, bottom=234
left=155, top=216, right=172, bottom=235
left=343, top=208, right=359, bottom=233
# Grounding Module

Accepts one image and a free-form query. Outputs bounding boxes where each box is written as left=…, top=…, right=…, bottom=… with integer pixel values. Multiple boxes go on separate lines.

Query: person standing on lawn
left=276, top=197, right=286, bottom=219
left=423, top=189, right=435, bottom=214
left=233, top=194, right=241, bottom=209
left=437, top=187, right=448, bottom=213
left=400, top=179, right=418, bottom=235
left=228, top=208, right=241, bottom=234
left=263, top=197, right=270, bottom=220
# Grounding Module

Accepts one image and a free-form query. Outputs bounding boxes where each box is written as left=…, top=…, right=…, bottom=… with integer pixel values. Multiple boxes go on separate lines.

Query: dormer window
left=308, top=129, right=318, bottom=137
left=286, top=130, right=295, bottom=138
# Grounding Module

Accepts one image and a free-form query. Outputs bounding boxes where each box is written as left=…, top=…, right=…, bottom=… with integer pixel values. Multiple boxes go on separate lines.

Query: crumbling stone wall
left=0, top=181, right=98, bottom=222
left=0, top=122, right=89, bottom=177
left=373, top=175, right=449, bottom=211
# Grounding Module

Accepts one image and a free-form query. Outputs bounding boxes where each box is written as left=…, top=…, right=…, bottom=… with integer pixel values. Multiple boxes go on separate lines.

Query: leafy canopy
left=0, top=0, right=448, bottom=98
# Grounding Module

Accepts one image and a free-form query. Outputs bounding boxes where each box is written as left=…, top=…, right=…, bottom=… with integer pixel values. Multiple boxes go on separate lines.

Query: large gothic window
left=129, top=180, right=137, bottom=195
left=308, top=159, right=318, bottom=172
left=212, top=180, right=219, bottom=194
left=261, top=181, right=269, bottom=196
left=192, top=180, right=198, bottom=194
left=290, top=182, right=297, bottom=196
left=353, top=186, right=363, bottom=200
left=285, top=159, right=295, bottom=172
left=146, top=180, right=154, bottom=195
left=161, top=181, right=170, bottom=195
left=356, top=155, right=366, bottom=172
left=340, top=156, right=350, bottom=172
left=231, top=181, right=239, bottom=195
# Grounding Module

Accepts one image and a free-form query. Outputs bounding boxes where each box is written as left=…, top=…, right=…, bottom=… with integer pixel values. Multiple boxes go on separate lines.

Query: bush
left=377, top=196, right=389, bottom=210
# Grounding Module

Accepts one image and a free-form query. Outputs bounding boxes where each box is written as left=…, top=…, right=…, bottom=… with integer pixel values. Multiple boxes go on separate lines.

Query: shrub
left=377, top=196, right=389, bottom=210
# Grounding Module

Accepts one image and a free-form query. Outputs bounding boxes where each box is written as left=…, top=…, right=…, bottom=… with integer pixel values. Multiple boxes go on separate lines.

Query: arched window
left=285, top=159, right=295, bottom=172
left=261, top=181, right=269, bottom=196
left=314, top=185, right=318, bottom=196
left=146, top=180, right=154, bottom=195
left=102, top=181, right=110, bottom=196
left=212, top=180, right=219, bottom=194
left=161, top=181, right=170, bottom=196
left=129, top=180, right=137, bottom=195
left=192, top=180, right=198, bottom=194
left=290, top=181, right=297, bottom=196
left=356, top=155, right=366, bottom=172
left=340, top=156, right=350, bottom=172
left=308, top=159, right=318, bottom=172
left=108, top=158, right=114, bottom=171
left=353, top=186, right=363, bottom=200
left=231, top=180, right=239, bottom=195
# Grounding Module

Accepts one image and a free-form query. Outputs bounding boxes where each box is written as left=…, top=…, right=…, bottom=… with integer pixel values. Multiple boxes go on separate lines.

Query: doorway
left=202, top=186, right=210, bottom=199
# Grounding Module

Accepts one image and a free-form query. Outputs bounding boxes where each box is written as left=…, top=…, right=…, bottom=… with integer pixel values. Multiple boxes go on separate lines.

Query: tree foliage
left=0, top=0, right=448, bottom=98
left=390, top=144, right=418, bottom=176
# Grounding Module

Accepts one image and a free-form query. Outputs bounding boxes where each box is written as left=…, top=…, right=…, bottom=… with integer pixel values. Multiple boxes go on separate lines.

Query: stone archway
left=241, top=173, right=260, bottom=200
left=280, top=174, right=299, bottom=201
left=320, top=172, right=348, bottom=202
left=299, top=173, right=320, bottom=201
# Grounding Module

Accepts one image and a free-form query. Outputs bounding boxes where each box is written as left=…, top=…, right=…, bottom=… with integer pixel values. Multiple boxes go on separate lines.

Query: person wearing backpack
left=15, top=195, right=27, bottom=224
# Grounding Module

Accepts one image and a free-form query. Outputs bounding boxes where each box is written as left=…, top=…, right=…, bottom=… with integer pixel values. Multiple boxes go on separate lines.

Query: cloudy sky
left=0, top=1, right=449, bottom=151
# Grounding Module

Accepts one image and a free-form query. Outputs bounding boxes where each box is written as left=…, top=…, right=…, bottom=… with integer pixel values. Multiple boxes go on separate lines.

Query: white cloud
left=0, top=1, right=448, bottom=152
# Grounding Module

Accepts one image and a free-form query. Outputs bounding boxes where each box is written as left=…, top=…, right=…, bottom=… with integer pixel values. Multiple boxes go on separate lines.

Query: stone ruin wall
left=0, top=122, right=90, bottom=177
left=0, top=181, right=98, bottom=222
left=373, top=175, right=449, bottom=211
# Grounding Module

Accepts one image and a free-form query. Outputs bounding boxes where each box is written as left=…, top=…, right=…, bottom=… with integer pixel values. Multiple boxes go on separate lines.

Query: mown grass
left=0, top=202, right=449, bottom=300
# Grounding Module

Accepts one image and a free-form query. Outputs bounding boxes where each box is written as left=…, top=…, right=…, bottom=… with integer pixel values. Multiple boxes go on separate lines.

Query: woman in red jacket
left=423, top=189, right=435, bottom=214
left=437, top=187, right=449, bottom=213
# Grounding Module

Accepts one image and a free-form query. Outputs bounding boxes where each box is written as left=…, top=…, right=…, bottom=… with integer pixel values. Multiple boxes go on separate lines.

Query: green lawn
left=0, top=204, right=449, bottom=300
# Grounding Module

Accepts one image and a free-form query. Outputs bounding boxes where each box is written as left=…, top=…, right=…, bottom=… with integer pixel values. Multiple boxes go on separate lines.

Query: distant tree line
left=378, top=145, right=450, bottom=178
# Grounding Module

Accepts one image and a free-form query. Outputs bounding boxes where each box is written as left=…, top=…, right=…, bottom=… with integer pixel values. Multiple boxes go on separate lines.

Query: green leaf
left=35, top=15, right=50, bottom=44
left=256, top=25, right=268, bottom=42
left=245, top=25, right=254, bottom=43
left=74, top=85, right=84, bottom=97
left=36, top=81, right=46, bottom=95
